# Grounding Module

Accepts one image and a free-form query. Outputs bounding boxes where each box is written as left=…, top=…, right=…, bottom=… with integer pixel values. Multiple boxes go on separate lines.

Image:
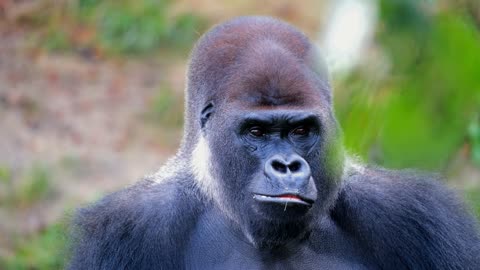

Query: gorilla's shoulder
left=332, top=165, right=480, bottom=269
left=69, top=172, right=203, bottom=269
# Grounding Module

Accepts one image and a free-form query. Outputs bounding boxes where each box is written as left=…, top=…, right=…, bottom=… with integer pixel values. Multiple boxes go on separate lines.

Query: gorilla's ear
left=200, top=102, right=215, bottom=129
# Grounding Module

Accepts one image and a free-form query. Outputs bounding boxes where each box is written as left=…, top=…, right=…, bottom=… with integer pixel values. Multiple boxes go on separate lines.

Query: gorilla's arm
left=332, top=167, right=480, bottom=269
left=68, top=177, right=200, bottom=270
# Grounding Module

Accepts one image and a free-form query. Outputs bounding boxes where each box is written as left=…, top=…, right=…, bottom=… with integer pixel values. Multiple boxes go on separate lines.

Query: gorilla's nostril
left=272, top=160, right=287, bottom=173
left=289, top=161, right=301, bottom=172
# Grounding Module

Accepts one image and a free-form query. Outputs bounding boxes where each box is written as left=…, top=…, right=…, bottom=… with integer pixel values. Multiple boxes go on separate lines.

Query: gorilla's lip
left=253, top=193, right=314, bottom=206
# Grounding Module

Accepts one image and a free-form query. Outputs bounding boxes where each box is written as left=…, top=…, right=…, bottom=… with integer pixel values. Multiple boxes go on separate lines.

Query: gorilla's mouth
left=253, top=193, right=314, bottom=206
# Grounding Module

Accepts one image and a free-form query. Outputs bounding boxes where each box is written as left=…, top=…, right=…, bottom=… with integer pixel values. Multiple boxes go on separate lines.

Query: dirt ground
left=0, top=26, right=187, bottom=255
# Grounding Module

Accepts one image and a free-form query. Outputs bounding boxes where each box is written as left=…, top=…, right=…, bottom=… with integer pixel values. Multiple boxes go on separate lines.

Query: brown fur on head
left=183, top=16, right=332, bottom=149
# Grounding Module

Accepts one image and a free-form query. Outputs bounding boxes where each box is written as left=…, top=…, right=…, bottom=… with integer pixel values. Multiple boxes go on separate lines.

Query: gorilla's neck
left=245, top=218, right=312, bottom=250
left=203, top=204, right=313, bottom=252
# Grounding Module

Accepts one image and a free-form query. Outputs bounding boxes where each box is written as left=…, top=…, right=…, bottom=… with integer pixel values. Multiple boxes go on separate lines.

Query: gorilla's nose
left=265, top=154, right=311, bottom=186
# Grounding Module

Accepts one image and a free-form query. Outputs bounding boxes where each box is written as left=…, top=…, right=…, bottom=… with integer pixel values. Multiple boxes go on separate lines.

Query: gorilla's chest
left=184, top=246, right=373, bottom=270
left=183, top=212, right=377, bottom=270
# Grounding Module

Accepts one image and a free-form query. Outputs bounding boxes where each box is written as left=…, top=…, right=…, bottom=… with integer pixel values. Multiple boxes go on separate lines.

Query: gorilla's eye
left=292, top=126, right=310, bottom=136
left=249, top=127, right=266, bottom=137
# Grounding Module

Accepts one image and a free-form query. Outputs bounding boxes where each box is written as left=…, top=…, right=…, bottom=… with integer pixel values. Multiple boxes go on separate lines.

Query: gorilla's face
left=200, top=100, right=341, bottom=248
left=207, top=104, right=327, bottom=224
left=188, top=20, right=344, bottom=247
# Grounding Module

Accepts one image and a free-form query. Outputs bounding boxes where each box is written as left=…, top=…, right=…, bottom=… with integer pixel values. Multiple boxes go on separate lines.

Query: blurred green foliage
left=0, top=165, right=12, bottom=184
left=1, top=223, right=68, bottom=270
left=39, top=0, right=207, bottom=54
left=40, top=28, right=72, bottom=51
left=335, top=0, right=480, bottom=170
left=469, top=114, right=480, bottom=166
left=465, top=188, right=480, bottom=219
left=0, top=165, right=53, bottom=208
left=19, top=165, right=52, bottom=206
left=98, top=1, right=170, bottom=53
left=148, top=85, right=184, bottom=127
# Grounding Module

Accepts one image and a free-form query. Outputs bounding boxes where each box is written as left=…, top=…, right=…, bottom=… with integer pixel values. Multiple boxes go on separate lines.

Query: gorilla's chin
left=238, top=195, right=314, bottom=249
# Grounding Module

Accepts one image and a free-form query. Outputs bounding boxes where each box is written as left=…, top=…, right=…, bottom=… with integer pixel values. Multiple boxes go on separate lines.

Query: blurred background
left=0, top=0, right=479, bottom=268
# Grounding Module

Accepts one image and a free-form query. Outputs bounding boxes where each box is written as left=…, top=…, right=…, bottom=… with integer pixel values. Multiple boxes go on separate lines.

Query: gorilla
left=69, top=16, right=480, bottom=269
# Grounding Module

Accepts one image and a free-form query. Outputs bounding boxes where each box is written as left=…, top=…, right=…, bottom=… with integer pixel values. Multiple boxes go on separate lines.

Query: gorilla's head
left=182, top=16, right=345, bottom=248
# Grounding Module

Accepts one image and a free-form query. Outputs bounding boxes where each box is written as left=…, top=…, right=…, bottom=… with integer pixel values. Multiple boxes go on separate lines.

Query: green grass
left=0, top=165, right=53, bottom=208
left=18, top=166, right=52, bottom=206
left=465, top=188, right=480, bottom=220
left=0, top=165, right=12, bottom=184
left=33, top=0, right=207, bottom=55
left=1, top=223, right=68, bottom=270
left=468, top=114, right=480, bottom=166
left=147, top=85, right=184, bottom=127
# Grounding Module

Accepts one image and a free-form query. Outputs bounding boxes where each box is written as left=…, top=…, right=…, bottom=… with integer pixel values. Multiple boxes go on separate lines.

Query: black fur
left=69, top=16, right=480, bottom=270
left=333, top=167, right=480, bottom=269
